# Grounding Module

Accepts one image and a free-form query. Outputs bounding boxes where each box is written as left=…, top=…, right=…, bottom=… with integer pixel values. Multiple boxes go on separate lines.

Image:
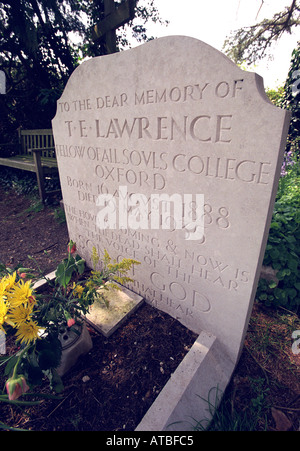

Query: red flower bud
left=68, top=241, right=76, bottom=255
left=6, top=375, right=29, bottom=400
left=67, top=318, right=75, bottom=328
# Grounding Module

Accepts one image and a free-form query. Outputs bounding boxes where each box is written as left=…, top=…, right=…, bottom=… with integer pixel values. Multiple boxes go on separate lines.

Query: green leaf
left=274, top=288, right=286, bottom=301
left=288, top=289, right=297, bottom=299
left=286, top=235, right=296, bottom=244
left=288, top=258, right=298, bottom=272
left=0, top=421, right=30, bottom=431
left=272, top=262, right=282, bottom=271
left=270, top=248, right=280, bottom=260
left=276, top=270, right=285, bottom=280
left=270, top=222, right=280, bottom=230
left=75, top=255, right=85, bottom=274
left=55, top=261, right=73, bottom=288
left=47, top=369, right=64, bottom=393
left=36, top=335, right=62, bottom=371
left=268, top=281, right=277, bottom=289
left=259, top=293, right=268, bottom=301
left=0, top=396, right=41, bottom=407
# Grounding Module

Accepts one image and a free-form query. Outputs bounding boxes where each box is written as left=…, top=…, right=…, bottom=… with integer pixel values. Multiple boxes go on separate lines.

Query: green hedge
left=0, top=167, right=61, bottom=198
left=257, top=161, right=300, bottom=311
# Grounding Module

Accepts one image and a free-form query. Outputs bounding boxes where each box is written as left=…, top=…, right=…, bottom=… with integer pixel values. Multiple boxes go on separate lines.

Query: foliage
left=0, top=166, right=61, bottom=198
left=0, top=167, right=38, bottom=195
left=223, top=0, right=300, bottom=65
left=192, top=306, right=300, bottom=431
left=91, top=247, right=140, bottom=287
left=55, top=241, right=85, bottom=289
left=89, top=247, right=140, bottom=308
left=53, top=206, right=66, bottom=224
left=260, top=49, right=300, bottom=311
left=257, top=161, right=300, bottom=310
left=191, top=382, right=269, bottom=431
left=279, top=42, right=300, bottom=158
left=266, top=84, right=285, bottom=106
left=0, top=0, right=168, bottom=136
left=84, top=0, right=168, bottom=58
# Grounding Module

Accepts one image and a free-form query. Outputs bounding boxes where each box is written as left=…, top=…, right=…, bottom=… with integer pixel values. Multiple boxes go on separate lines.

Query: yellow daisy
left=8, top=304, right=34, bottom=328
left=1, top=272, right=17, bottom=292
left=0, top=281, right=6, bottom=298
left=15, top=320, right=40, bottom=345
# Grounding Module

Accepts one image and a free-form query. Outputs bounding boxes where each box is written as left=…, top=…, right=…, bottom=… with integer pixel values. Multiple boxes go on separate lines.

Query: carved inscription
left=54, top=72, right=273, bottom=324
left=52, top=36, right=290, bottom=366
left=64, top=197, right=252, bottom=321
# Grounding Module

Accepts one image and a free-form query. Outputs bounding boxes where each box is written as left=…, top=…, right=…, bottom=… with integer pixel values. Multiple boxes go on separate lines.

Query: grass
left=192, top=384, right=270, bottom=431
left=192, top=303, right=300, bottom=431
left=53, top=206, right=66, bottom=224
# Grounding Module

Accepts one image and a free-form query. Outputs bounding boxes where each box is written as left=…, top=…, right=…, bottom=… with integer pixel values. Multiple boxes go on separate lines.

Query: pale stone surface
left=32, top=271, right=56, bottom=290
left=85, top=284, right=144, bottom=337
left=136, top=333, right=234, bottom=431
left=52, top=36, right=290, bottom=367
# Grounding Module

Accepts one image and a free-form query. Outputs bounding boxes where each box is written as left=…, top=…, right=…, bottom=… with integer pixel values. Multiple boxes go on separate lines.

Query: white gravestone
left=52, top=36, right=290, bottom=429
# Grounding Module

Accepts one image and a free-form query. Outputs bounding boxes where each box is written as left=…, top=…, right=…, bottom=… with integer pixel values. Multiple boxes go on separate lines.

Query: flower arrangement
left=0, top=271, right=40, bottom=402
left=0, top=271, right=39, bottom=345
left=0, top=241, right=140, bottom=402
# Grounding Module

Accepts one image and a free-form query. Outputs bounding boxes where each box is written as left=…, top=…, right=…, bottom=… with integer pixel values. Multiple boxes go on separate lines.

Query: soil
left=0, top=186, right=299, bottom=431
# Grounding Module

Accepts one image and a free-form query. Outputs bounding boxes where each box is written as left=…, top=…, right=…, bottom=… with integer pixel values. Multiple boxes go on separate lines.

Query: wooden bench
left=0, top=129, right=59, bottom=202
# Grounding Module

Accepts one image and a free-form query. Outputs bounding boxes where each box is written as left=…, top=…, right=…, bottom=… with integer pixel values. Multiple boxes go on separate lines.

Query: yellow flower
left=7, top=280, right=33, bottom=308
left=6, top=271, right=17, bottom=291
left=0, top=297, right=8, bottom=332
left=0, top=281, right=6, bottom=298
left=73, top=284, right=84, bottom=298
left=0, top=272, right=17, bottom=297
left=15, top=320, right=40, bottom=345
left=8, top=304, right=34, bottom=328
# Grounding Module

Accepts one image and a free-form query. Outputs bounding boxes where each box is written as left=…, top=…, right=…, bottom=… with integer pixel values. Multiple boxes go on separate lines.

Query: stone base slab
left=85, top=284, right=144, bottom=337
left=136, top=331, right=235, bottom=431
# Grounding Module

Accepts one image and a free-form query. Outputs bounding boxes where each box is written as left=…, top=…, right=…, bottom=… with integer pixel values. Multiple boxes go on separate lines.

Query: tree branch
left=223, top=0, right=300, bottom=64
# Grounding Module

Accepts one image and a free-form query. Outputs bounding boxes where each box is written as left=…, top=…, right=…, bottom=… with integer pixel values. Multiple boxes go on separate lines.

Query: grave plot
left=52, top=36, right=290, bottom=430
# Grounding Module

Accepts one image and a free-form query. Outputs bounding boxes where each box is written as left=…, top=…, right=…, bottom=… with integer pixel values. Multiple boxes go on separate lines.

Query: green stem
left=0, top=395, right=41, bottom=406
left=11, top=344, right=30, bottom=379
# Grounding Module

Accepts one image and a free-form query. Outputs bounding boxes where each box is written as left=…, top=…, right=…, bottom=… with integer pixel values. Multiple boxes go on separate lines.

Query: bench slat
left=0, top=130, right=57, bottom=202
left=0, top=155, right=57, bottom=171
